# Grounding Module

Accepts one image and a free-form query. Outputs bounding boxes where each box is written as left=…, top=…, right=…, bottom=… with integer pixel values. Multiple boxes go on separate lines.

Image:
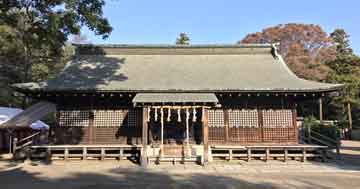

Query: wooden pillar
left=140, top=107, right=149, bottom=167
left=82, top=147, right=87, bottom=161
left=224, top=109, right=230, bottom=143
left=88, top=111, right=94, bottom=144
left=258, top=109, right=264, bottom=142
left=160, top=108, right=164, bottom=157
left=185, top=108, right=190, bottom=157
left=291, top=107, right=298, bottom=143
left=202, top=107, right=209, bottom=164
left=319, top=97, right=323, bottom=122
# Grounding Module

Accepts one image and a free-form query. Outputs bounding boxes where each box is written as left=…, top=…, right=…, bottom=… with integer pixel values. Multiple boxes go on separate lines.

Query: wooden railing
left=304, top=125, right=341, bottom=157
left=12, top=131, right=41, bottom=153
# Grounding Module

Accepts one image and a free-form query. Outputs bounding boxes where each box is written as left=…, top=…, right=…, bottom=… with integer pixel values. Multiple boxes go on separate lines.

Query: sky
left=82, top=0, right=360, bottom=55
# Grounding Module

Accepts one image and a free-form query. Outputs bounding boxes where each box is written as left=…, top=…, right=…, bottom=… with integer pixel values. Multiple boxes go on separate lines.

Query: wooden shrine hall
left=10, top=44, right=343, bottom=166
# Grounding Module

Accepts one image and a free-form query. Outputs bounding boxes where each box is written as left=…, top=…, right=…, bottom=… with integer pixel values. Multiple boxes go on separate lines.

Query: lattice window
left=58, top=110, right=90, bottom=127
left=127, top=109, right=140, bottom=127
left=208, top=109, right=224, bottom=128
left=262, top=109, right=293, bottom=128
left=93, top=109, right=126, bottom=127
left=229, top=109, right=259, bottom=128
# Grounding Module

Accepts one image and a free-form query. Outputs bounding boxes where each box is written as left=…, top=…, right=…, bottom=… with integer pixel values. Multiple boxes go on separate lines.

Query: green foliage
left=325, top=29, right=360, bottom=129
left=303, top=116, right=341, bottom=139
left=176, top=32, right=190, bottom=45
left=330, top=29, right=353, bottom=56
left=0, top=0, right=111, bottom=107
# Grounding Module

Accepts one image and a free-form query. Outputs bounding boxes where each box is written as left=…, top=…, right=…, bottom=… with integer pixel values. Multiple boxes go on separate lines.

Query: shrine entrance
left=147, top=107, right=203, bottom=157
left=133, top=93, right=218, bottom=166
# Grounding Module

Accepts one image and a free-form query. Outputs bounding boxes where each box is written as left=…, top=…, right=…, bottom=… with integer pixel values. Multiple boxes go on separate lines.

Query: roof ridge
left=73, top=43, right=273, bottom=48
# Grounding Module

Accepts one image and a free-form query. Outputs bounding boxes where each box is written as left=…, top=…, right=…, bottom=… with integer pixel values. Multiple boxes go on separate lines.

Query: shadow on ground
left=1, top=162, right=358, bottom=189
left=0, top=166, right=276, bottom=189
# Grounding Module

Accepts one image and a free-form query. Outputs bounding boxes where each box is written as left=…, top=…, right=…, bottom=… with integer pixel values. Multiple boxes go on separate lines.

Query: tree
left=0, top=0, right=112, bottom=107
left=176, top=32, right=190, bottom=45
left=325, top=29, right=360, bottom=137
left=240, top=24, right=336, bottom=81
left=330, top=29, right=353, bottom=56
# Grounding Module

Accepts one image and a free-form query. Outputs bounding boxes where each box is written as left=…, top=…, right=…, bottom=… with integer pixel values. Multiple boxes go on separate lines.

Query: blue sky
left=83, top=0, right=360, bottom=55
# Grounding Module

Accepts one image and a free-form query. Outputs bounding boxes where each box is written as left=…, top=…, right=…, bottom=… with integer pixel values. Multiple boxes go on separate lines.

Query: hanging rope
left=186, top=108, right=190, bottom=121
left=167, top=108, right=171, bottom=122
left=177, top=108, right=181, bottom=122
left=192, top=107, right=197, bottom=122
left=154, top=107, right=158, bottom=122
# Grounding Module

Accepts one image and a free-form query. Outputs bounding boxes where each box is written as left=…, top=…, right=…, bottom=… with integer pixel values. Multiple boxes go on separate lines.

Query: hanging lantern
left=167, top=108, right=171, bottom=122
left=177, top=108, right=181, bottom=122
left=154, top=107, right=158, bottom=122
left=192, top=107, right=197, bottom=122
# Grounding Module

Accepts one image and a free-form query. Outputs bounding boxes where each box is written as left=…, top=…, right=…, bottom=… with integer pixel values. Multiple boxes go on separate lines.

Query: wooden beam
left=202, top=107, right=209, bottom=165
left=140, top=107, right=149, bottom=167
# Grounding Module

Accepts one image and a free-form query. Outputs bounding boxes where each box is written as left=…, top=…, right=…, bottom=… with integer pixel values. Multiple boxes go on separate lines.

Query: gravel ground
left=1, top=140, right=360, bottom=189
left=1, top=160, right=360, bottom=189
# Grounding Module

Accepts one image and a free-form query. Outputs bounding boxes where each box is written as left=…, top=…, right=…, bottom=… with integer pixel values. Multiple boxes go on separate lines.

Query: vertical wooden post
left=302, top=148, right=307, bottom=162
left=12, top=137, right=18, bottom=154
left=224, top=109, right=230, bottom=143
left=265, top=148, right=270, bottom=162
left=141, top=107, right=149, bottom=167
left=185, top=108, right=190, bottom=157
left=202, top=107, right=209, bottom=165
left=100, top=148, right=105, bottom=161
left=319, top=97, right=323, bottom=122
left=82, top=147, right=87, bottom=161
left=258, top=109, right=264, bottom=142
left=64, top=147, right=69, bottom=161
left=347, top=102, right=353, bottom=139
left=46, top=147, right=52, bottom=162
left=88, top=111, right=94, bottom=144
left=247, top=148, right=252, bottom=162
left=291, top=107, right=298, bottom=143
left=9, top=135, right=12, bottom=154
left=160, top=108, right=164, bottom=157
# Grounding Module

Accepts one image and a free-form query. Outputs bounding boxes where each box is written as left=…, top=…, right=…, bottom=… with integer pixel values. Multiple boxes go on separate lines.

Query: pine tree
left=176, top=32, right=190, bottom=45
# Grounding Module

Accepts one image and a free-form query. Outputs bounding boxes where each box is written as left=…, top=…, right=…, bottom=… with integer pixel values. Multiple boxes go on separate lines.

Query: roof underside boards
left=12, top=44, right=343, bottom=93
left=132, top=93, right=219, bottom=104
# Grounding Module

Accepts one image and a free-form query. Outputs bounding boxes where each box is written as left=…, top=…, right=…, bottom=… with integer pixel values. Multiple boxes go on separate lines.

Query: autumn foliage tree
left=240, top=24, right=336, bottom=81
